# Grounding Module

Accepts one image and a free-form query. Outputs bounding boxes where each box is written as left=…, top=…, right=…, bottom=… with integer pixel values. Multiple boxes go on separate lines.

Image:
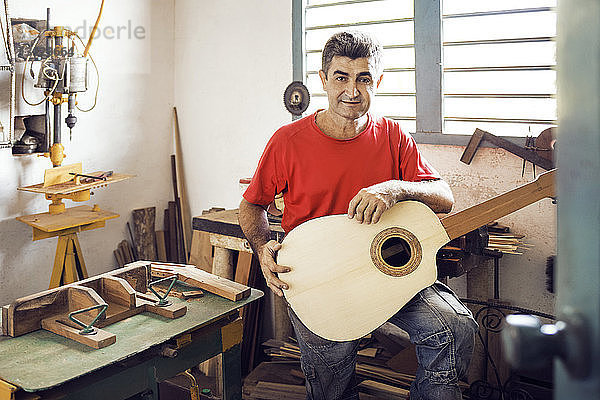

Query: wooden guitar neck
left=441, top=169, right=556, bottom=241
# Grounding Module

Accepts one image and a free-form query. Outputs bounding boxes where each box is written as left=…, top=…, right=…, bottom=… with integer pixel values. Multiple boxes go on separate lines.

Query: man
left=239, top=31, right=477, bottom=400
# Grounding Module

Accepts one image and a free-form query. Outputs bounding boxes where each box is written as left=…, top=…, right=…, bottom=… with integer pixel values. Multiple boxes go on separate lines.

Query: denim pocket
left=432, top=282, right=472, bottom=316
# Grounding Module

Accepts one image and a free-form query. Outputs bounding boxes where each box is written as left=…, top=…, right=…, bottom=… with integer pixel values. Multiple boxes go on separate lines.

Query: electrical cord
left=20, top=29, right=52, bottom=106
left=84, top=0, right=105, bottom=57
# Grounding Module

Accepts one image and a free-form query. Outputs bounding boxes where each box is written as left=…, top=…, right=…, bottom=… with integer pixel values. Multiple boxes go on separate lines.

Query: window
left=303, top=0, right=417, bottom=133
left=442, top=1, right=557, bottom=137
left=296, top=0, right=557, bottom=139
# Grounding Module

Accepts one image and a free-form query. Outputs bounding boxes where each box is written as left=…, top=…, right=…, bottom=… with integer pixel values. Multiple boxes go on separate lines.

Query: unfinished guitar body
left=278, top=201, right=450, bottom=342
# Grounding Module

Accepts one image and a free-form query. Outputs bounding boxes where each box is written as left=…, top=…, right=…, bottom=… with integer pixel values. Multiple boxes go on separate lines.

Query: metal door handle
left=501, top=309, right=591, bottom=379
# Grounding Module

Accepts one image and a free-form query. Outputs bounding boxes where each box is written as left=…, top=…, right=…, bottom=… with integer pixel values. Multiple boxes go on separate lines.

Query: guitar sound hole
left=381, top=237, right=412, bottom=268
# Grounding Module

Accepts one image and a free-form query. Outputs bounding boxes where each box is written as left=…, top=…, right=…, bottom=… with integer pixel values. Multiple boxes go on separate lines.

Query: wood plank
left=32, top=221, right=106, bottom=241
left=210, top=233, right=253, bottom=254
left=474, top=128, right=554, bottom=170
left=42, top=163, right=82, bottom=187
left=132, top=207, right=157, bottom=261
left=171, top=155, right=186, bottom=263
left=441, top=169, right=555, bottom=240
left=155, top=230, right=167, bottom=262
left=459, top=128, right=484, bottom=164
left=252, top=382, right=306, bottom=400
left=141, top=299, right=187, bottom=319
left=41, top=318, right=116, bottom=349
left=168, top=202, right=178, bottom=262
left=358, top=380, right=409, bottom=399
left=181, top=290, right=204, bottom=299
left=114, top=249, right=124, bottom=268
left=1, top=305, right=8, bottom=336
left=235, top=251, right=254, bottom=285
left=193, top=208, right=284, bottom=242
left=101, top=276, right=136, bottom=307
left=68, top=286, right=106, bottom=312
left=17, top=205, right=119, bottom=233
left=163, top=209, right=171, bottom=261
left=189, top=230, right=213, bottom=272
left=151, top=264, right=250, bottom=301
left=173, top=107, right=192, bottom=261
left=118, top=240, right=132, bottom=264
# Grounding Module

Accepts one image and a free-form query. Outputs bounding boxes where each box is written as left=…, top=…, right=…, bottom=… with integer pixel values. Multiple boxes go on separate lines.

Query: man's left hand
left=347, top=184, right=395, bottom=224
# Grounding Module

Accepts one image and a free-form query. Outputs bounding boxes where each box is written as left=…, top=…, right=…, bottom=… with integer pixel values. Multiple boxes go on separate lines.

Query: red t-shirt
left=243, top=112, right=440, bottom=232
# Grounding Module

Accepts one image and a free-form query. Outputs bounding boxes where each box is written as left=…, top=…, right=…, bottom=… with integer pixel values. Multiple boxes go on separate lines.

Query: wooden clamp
left=2, top=263, right=186, bottom=349
left=460, top=128, right=555, bottom=171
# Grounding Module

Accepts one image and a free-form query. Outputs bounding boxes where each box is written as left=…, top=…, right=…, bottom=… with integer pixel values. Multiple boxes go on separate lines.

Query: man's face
left=319, top=56, right=382, bottom=121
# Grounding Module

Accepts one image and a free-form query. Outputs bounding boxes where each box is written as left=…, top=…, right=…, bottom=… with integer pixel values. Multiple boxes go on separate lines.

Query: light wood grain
left=41, top=318, right=116, bottom=349
left=20, top=172, right=134, bottom=195
left=17, top=205, right=119, bottom=233
left=278, top=201, right=449, bottom=341
left=441, top=169, right=555, bottom=240
left=42, top=163, right=83, bottom=187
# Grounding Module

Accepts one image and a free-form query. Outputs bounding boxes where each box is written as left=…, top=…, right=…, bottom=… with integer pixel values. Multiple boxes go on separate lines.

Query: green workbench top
left=0, top=288, right=263, bottom=392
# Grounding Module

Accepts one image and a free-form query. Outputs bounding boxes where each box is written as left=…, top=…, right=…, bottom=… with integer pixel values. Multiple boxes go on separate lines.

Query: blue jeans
left=288, top=282, right=478, bottom=400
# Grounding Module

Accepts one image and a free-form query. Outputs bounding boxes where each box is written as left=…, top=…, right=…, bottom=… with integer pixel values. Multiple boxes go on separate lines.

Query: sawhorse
left=16, top=205, right=120, bottom=289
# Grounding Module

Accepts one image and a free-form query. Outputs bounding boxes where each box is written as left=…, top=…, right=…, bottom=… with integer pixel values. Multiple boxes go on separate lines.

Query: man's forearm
left=369, top=179, right=454, bottom=213
left=238, top=199, right=272, bottom=254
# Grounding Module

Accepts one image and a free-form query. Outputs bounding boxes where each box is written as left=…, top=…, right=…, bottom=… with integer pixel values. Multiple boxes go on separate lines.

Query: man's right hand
left=257, top=240, right=291, bottom=297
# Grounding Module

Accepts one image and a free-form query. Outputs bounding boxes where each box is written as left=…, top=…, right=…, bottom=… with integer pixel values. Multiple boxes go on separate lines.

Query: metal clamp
left=148, top=275, right=178, bottom=307
left=68, top=303, right=108, bottom=335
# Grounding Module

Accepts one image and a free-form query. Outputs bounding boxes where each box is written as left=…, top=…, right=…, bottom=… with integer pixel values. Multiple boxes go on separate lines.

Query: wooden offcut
left=43, top=163, right=83, bottom=187
left=189, top=230, right=213, bottom=272
left=151, top=263, right=250, bottom=301
left=155, top=230, right=167, bottom=262
left=173, top=107, right=192, bottom=261
left=132, top=207, right=157, bottom=261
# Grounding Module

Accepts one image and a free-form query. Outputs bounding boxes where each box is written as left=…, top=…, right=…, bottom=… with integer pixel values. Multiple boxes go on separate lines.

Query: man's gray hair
left=321, top=31, right=383, bottom=77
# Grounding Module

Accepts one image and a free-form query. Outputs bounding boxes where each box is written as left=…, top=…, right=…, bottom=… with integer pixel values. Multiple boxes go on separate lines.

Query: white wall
left=0, top=0, right=175, bottom=305
left=174, top=0, right=293, bottom=214
left=421, top=144, right=556, bottom=315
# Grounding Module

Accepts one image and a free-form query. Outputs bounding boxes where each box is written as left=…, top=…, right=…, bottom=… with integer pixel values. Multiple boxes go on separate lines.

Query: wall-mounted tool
left=460, top=128, right=556, bottom=173
left=17, top=2, right=104, bottom=166
left=283, top=81, right=310, bottom=116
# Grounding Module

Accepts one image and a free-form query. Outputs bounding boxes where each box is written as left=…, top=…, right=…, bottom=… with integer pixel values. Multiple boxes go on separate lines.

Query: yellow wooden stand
left=16, top=163, right=134, bottom=289
left=17, top=205, right=120, bottom=289
left=50, top=232, right=87, bottom=288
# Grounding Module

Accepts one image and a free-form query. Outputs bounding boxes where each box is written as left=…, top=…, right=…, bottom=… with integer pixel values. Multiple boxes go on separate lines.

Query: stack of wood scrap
left=243, top=323, right=445, bottom=400
left=114, top=207, right=159, bottom=268
left=155, top=153, right=190, bottom=264
left=486, top=233, right=530, bottom=255
left=113, top=239, right=136, bottom=268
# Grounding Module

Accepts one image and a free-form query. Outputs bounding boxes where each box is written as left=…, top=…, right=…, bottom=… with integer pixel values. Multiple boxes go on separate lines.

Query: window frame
left=292, top=0, right=555, bottom=147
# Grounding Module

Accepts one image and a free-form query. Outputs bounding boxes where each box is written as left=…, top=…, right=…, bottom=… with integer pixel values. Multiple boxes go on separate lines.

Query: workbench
left=0, top=287, right=263, bottom=400
left=192, top=210, right=293, bottom=343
